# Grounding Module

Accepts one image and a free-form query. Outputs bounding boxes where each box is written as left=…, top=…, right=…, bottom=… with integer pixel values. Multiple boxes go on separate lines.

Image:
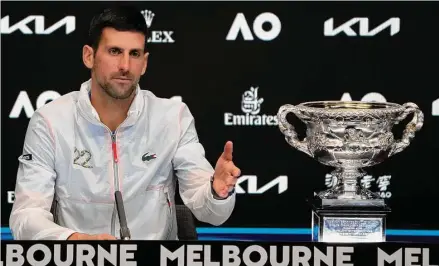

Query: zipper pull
left=111, top=133, right=118, bottom=163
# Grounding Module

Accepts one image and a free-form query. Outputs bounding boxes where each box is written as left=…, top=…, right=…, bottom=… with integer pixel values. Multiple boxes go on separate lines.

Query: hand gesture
left=212, top=141, right=241, bottom=198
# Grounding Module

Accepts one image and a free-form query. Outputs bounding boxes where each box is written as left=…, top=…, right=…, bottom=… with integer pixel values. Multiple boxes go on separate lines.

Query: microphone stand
left=114, top=191, right=131, bottom=240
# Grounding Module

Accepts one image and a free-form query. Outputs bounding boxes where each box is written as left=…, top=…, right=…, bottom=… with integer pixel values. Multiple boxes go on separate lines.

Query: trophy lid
left=299, top=101, right=402, bottom=110
left=289, top=101, right=407, bottom=120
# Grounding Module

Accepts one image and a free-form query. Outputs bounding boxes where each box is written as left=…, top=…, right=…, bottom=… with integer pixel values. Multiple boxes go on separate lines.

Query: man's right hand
left=67, top=232, right=116, bottom=240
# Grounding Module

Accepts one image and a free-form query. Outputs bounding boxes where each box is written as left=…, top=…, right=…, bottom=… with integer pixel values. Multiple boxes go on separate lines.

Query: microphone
left=114, top=191, right=131, bottom=240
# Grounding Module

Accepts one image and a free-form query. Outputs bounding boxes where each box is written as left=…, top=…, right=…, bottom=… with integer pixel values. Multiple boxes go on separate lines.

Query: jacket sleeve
left=9, top=111, right=76, bottom=240
left=172, top=103, right=236, bottom=226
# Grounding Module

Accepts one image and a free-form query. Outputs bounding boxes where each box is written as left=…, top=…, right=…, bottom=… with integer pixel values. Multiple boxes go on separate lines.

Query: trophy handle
left=389, top=102, right=424, bottom=157
left=277, top=104, right=312, bottom=157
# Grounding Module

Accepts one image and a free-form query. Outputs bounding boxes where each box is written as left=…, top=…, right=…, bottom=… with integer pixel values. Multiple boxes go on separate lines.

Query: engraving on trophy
left=322, top=217, right=383, bottom=242
left=277, top=101, right=424, bottom=205
left=324, top=218, right=381, bottom=236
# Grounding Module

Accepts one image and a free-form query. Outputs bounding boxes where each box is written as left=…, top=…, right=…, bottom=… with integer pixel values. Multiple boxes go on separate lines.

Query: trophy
left=277, top=101, right=424, bottom=242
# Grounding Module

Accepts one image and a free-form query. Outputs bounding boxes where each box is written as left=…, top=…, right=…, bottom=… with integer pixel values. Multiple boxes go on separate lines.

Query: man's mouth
left=113, top=77, right=131, bottom=83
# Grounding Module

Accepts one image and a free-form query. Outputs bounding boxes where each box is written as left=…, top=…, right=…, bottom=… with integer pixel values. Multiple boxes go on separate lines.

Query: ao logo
left=9, top=91, right=183, bottom=119
left=9, top=91, right=61, bottom=118
left=226, top=12, right=281, bottom=41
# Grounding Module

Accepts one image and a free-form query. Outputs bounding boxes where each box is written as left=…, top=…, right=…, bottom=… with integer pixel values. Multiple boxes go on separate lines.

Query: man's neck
left=89, top=81, right=135, bottom=132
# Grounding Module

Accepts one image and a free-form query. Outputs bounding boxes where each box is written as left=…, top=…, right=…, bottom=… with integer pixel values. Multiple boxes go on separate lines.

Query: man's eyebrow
left=105, top=46, right=144, bottom=52
left=129, top=48, right=144, bottom=52
left=104, top=45, right=121, bottom=50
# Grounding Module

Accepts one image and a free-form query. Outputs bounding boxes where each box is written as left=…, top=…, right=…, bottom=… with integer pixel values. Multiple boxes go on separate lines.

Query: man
left=9, top=6, right=240, bottom=240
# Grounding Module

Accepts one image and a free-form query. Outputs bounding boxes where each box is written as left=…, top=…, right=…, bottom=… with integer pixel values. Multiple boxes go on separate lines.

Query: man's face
left=88, top=27, right=148, bottom=100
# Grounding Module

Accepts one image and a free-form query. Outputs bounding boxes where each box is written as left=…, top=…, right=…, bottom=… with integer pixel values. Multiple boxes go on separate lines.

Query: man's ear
left=82, top=45, right=95, bottom=69
left=141, top=52, right=149, bottom=75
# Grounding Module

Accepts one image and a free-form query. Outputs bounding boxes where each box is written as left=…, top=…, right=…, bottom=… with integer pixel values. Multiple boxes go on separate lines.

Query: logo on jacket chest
left=73, top=147, right=93, bottom=168
left=142, top=152, right=157, bottom=162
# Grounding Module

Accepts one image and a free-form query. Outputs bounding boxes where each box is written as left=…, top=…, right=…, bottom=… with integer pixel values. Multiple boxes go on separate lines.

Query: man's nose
left=118, top=53, right=130, bottom=72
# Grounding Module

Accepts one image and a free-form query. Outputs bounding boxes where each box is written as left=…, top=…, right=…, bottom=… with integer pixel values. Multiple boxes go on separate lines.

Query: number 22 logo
left=73, top=148, right=93, bottom=168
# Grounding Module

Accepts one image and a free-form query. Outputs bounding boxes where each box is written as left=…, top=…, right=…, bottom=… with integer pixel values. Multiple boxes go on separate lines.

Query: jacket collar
left=77, top=79, right=144, bottom=129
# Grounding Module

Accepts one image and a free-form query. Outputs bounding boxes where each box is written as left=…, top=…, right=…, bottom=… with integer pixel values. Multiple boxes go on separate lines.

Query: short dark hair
left=88, top=6, right=148, bottom=52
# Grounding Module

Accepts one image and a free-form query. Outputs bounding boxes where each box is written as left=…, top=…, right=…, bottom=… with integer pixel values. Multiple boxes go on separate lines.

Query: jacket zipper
left=110, top=132, right=119, bottom=236
left=101, top=121, right=129, bottom=237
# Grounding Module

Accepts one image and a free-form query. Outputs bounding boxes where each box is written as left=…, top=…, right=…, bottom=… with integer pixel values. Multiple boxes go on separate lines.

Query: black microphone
left=114, top=191, right=131, bottom=240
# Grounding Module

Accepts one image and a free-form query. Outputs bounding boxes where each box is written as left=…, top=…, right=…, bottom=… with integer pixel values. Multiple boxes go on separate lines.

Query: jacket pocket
left=50, top=197, right=59, bottom=224
left=56, top=197, right=114, bottom=235
left=163, top=187, right=173, bottom=240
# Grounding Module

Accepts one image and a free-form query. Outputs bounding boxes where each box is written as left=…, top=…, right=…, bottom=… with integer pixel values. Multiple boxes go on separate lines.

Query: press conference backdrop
left=1, top=1, right=439, bottom=239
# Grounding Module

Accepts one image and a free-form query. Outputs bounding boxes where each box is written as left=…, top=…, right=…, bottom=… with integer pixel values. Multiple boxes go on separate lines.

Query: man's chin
left=112, top=91, right=134, bottom=100
left=109, top=83, right=136, bottom=98
left=104, top=87, right=134, bottom=100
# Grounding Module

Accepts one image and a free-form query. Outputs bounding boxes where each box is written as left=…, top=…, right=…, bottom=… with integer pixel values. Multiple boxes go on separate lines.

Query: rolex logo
left=139, top=9, right=175, bottom=43
left=141, top=10, right=155, bottom=28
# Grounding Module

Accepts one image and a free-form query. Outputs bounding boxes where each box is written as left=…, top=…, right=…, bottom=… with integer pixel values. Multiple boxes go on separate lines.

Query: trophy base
left=309, top=197, right=391, bottom=243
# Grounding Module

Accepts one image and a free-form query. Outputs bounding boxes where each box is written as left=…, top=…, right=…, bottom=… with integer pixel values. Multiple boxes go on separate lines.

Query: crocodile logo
left=142, top=152, right=157, bottom=162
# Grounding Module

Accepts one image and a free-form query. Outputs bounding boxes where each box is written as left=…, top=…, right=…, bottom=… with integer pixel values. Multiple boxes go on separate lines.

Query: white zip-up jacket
left=9, top=79, right=236, bottom=240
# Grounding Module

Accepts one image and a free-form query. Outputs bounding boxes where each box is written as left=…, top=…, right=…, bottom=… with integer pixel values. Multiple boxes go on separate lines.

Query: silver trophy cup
left=277, top=101, right=424, bottom=242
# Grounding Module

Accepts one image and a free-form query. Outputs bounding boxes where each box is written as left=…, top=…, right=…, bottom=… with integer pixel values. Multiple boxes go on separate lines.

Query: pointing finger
left=221, top=141, right=233, bottom=161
